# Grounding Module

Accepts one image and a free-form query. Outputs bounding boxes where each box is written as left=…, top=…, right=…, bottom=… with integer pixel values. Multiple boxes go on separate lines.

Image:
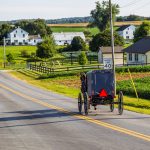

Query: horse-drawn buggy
left=78, top=69, right=123, bottom=115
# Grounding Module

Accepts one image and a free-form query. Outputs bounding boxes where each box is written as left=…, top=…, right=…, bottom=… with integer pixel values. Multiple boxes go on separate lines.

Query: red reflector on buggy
left=99, top=89, right=108, bottom=97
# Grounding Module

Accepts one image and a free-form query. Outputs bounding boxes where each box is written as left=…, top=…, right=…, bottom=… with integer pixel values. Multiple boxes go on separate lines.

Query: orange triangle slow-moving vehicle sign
left=99, top=89, right=108, bottom=97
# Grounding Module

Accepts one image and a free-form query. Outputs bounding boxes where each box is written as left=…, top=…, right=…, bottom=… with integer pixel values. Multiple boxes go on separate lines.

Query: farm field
left=0, top=46, right=37, bottom=62
left=48, top=21, right=143, bottom=27
left=0, top=46, right=37, bottom=68
left=10, top=69, right=150, bottom=115
left=51, top=27, right=99, bottom=36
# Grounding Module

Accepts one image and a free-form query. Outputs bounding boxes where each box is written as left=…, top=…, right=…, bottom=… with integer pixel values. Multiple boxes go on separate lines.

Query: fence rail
left=28, top=64, right=103, bottom=73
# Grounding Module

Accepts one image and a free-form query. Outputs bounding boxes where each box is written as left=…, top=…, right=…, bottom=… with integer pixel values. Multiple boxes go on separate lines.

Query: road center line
left=0, top=83, right=150, bottom=142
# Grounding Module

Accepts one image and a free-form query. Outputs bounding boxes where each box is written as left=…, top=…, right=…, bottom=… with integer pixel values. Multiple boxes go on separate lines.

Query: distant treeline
left=46, top=15, right=150, bottom=24
left=117, top=15, right=150, bottom=22
left=46, top=16, right=94, bottom=24
left=0, top=15, right=150, bottom=25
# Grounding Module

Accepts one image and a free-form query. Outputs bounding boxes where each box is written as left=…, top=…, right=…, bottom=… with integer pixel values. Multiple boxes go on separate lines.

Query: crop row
left=117, top=77, right=150, bottom=100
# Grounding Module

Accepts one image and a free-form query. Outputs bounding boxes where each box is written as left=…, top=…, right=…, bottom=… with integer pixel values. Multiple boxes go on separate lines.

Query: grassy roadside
left=9, top=70, right=150, bottom=115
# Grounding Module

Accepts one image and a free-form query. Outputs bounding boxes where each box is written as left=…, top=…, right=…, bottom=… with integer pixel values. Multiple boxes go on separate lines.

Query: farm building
left=28, top=35, right=43, bottom=46
left=52, top=32, right=85, bottom=45
left=98, top=46, right=124, bottom=65
left=116, top=25, right=136, bottom=40
left=6, top=27, right=42, bottom=45
left=7, top=27, right=29, bottom=45
left=123, top=36, right=150, bottom=65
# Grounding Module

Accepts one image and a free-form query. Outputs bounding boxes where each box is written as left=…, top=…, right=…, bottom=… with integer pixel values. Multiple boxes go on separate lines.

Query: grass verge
left=9, top=70, right=150, bottom=115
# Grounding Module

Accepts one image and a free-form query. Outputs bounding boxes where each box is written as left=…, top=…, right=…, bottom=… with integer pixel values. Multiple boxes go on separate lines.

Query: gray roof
left=100, top=46, right=123, bottom=54
left=116, top=25, right=131, bottom=31
left=123, top=36, right=150, bottom=54
left=52, top=32, right=85, bottom=41
left=9, top=27, right=29, bottom=35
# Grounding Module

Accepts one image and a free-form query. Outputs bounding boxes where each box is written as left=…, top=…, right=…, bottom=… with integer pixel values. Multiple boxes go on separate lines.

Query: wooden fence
left=28, top=64, right=103, bottom=74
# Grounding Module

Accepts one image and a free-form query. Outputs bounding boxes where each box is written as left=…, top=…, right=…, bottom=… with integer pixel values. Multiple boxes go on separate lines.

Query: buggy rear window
left=94, top=72, right=114, bottom=95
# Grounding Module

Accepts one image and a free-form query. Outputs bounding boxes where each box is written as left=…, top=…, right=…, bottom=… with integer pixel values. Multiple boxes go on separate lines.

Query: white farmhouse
left=52, top=32, right=85, bottom=45
left=6, top=27, right=42, bottom=45
left=123, top=36, right=150, bottom=65
left=116, top=25, right=136, bottom=40
left=28, top=35, right=43, bottom=46
left=7, top=27, right=29, bottom=45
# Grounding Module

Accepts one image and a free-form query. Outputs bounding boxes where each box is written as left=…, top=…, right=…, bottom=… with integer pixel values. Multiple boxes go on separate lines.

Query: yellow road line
left=0, top=83, right=150, bottom=142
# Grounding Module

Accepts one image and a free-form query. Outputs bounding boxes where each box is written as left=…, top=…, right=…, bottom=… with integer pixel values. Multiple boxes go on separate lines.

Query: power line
left=120, top=0, right=143, bottom=8
left=131, top=1, right=150, bottom=13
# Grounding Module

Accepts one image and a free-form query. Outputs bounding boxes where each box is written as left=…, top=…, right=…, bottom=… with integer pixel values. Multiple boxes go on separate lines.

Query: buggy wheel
left=83, top=92, right=89, bottom=115
left=118, top=91, right=124, bottom=115
left=110, top=99, right=114, bottom=112
left=78, top=93, right=83, bottom=114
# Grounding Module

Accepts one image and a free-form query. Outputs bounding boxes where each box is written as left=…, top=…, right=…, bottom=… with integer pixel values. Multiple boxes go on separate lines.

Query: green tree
left=78, top=52, right=88, bottom=65
left=89, top=30, right=124, bottom=52
left=71, top=36, right=86, bottom=51
left=6, top=53, right=15, bottom=63
left=91, top=1, right=120, bottom=31
left=134, top=21, right=150, bottom=42
left=36, top=36, right=56, bottom=59
left=16, top=19, right=52, bottom=37
left=0, top=24, right=13, bottom=45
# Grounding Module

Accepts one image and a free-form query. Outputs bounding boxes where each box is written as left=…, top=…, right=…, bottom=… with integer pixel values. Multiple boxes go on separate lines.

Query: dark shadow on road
left=0, top=118, right=83, bottom=129
left=1, top=109, right=78, bottom=122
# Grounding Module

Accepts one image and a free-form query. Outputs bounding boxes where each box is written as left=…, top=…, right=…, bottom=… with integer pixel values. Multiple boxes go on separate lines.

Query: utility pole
left=109, top=0, right=116, bottom=96
left=3, top=37, right=6, bottom=68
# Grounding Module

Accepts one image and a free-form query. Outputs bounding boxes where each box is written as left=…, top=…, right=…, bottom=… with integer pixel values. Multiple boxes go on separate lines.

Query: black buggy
left=78, top=70, right=123, bottom=115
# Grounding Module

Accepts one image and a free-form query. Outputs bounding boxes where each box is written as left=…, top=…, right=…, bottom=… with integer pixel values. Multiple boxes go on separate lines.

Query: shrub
left=71, top=36, right=86, bottom=51
left=36, top=36, right=56, bottom=59
left=6, top=53, right=15, bottom=64
left=78, top=52, right=88, bottom=65
left=21, top=50, right=30, bottom=58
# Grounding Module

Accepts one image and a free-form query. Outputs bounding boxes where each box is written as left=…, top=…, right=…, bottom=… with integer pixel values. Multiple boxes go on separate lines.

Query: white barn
left=116, top=25, right=136, bottom=40
left=7, top=27, right=29, bottom=45
left=52, top=32, right=85, bottom=45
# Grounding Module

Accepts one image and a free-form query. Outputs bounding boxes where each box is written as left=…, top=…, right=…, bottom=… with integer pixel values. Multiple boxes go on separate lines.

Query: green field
left=51, top=26, right=119, bottom=36
left=51, top=27, right=99, bottom=36
left=0, top=46, right=37, bottom=66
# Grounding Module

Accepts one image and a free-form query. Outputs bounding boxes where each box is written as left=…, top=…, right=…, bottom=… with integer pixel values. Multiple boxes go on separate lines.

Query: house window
left=34, top=40, right=36, bottom=43
left=135, top=53, right=139, bottom=62
left=23, top=34, right=25, bottom=37
left=14, top=34, right=16, bottom=37
left=16, top=30, right=17, bottom=33
left=23, top=40, right=25, bottom=43
left=129, top=53, right=132, bottom=61
left=14, top=40, right=18, bottom=43
left=126, top=36, right=129, bottom=39
left=126, top=31, right=128, bottom=34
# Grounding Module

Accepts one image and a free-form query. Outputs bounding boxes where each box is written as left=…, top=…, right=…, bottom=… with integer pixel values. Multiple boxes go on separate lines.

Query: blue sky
left=0, top=0, right=150, bottom=21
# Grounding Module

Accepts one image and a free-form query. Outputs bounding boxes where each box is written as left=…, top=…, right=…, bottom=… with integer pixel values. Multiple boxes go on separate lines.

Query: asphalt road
left=0, top=72, right=150, bottom=150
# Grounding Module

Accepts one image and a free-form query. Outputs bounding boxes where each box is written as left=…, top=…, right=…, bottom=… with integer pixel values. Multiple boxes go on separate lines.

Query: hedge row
left=116, top=65, right=150, bottom=73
